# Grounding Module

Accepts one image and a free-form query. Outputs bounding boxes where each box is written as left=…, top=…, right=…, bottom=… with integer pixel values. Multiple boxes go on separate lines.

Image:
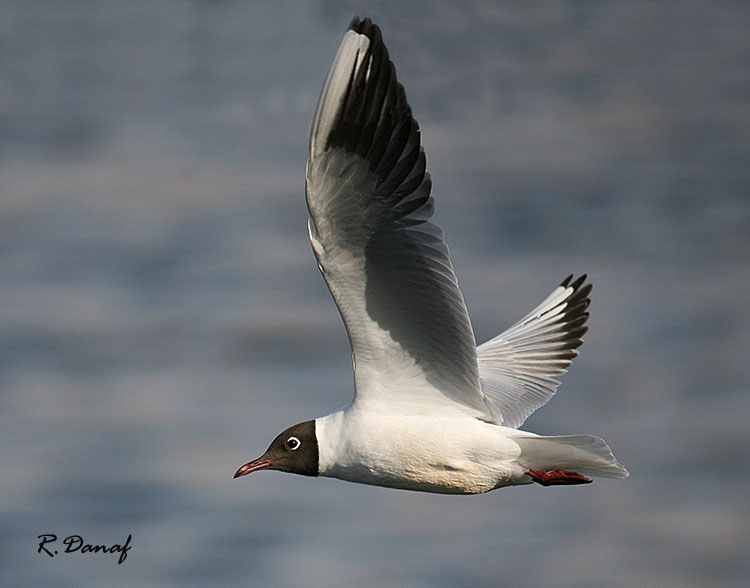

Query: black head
left=233, top=420, right=319, bottom=479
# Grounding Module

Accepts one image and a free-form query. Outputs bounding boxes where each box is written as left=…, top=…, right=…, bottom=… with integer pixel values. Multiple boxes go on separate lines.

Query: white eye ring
left=285, top=436, right=300, bottom=451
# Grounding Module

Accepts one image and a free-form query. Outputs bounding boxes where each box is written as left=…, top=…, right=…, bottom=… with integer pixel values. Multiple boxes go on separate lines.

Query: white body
left=281, top=18, right=628, bottom=494
left=317, top=409, right=528, bottom=494
left=316, top=407, right=625, bottom=494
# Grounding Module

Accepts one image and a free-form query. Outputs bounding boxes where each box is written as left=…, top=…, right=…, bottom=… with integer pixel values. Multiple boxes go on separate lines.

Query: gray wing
left=305, top=18, right=487, bottom=416
left=477, top=275, right=591, bottom=428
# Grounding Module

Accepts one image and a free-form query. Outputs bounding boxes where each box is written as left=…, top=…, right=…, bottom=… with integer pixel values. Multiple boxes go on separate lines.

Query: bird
left=233, top=17, right=628, bottom=494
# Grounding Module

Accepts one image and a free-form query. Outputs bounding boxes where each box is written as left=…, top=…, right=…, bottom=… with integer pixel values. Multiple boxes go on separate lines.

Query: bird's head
left=233, top=420, right=319, bottom=478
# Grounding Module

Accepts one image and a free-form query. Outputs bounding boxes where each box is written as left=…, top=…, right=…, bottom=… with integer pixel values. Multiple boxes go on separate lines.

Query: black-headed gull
left=234, top=17, right=628, bottom=493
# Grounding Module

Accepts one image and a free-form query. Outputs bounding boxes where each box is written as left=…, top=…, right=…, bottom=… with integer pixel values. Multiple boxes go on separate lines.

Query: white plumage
left=234, top=17, right=628, bottom=493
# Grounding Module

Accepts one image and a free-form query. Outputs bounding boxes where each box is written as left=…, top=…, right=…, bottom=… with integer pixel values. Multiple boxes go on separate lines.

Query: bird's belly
left=317, top=414, right=525, bottom=494
left=326, top=458, right=512, bottom=494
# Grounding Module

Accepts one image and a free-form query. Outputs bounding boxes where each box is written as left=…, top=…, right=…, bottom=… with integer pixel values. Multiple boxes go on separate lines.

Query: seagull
left=234, top=17, right=628, bottom=494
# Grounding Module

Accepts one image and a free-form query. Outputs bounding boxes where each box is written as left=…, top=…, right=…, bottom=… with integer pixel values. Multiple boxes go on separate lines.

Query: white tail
left=514, top=434, right=629, bottom=479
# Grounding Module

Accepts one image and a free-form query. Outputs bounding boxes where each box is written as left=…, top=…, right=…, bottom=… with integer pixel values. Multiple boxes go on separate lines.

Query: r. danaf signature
left=37, top=534, right=132, bottom=564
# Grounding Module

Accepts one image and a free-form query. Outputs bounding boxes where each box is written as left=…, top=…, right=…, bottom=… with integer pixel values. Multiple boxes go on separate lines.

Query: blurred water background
left=1, top=1, right=748, bottom=586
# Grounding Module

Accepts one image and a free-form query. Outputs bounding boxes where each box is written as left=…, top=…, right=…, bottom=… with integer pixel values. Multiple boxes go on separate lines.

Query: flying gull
left=234, top=17, right=628, bottom=493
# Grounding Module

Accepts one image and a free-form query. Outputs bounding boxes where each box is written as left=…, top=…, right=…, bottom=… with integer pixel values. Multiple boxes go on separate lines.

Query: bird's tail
left=514, top=434, right=629, bottom=479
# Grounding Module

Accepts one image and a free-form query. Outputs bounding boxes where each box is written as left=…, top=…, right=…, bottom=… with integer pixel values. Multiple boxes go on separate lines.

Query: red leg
left=527, top=468, right=592, bottom=486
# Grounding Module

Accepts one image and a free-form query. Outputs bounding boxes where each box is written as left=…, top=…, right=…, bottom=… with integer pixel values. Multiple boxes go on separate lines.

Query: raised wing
left=305, top=17, right=487, bottom=416
left=477, top=275, right=591, bottom=428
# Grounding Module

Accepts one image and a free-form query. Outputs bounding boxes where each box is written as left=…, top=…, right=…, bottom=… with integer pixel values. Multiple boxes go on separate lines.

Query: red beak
left=233, top=458, right=277, bottom=478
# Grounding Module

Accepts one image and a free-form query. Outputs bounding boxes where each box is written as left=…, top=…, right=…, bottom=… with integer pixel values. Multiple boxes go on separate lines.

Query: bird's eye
left=285, top=436, right=300, bottom=451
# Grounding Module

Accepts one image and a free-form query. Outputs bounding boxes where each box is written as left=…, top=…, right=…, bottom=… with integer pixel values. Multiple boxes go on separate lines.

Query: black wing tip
left=327, top=15, right=427, bottom=209
left=554, top=274, right=593, bottom=351
left=560, top=273, right=591, bottom=308
left=348, top=17, right=387, bottom=62
left=560, top=273, right=588, bottom=290
left=349, top=16, right=376, bottom=35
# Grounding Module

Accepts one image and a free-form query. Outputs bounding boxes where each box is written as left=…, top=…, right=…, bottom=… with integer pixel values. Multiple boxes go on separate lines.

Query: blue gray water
left=2, top=1, right=748, bottom=586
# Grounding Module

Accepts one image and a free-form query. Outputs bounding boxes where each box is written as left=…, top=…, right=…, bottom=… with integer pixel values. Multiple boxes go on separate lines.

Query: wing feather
left=477, top=275, right=592, bottom=427
left=306, top=18, right=486, bottom=415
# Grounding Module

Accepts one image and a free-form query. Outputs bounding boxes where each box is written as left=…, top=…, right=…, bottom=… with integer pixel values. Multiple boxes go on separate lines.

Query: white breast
left=315, top=409, right=527, bottom=494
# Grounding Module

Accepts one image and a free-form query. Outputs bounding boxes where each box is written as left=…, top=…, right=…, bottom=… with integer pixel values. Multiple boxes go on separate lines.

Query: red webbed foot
left=526, top=468, right=592, bottom=486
